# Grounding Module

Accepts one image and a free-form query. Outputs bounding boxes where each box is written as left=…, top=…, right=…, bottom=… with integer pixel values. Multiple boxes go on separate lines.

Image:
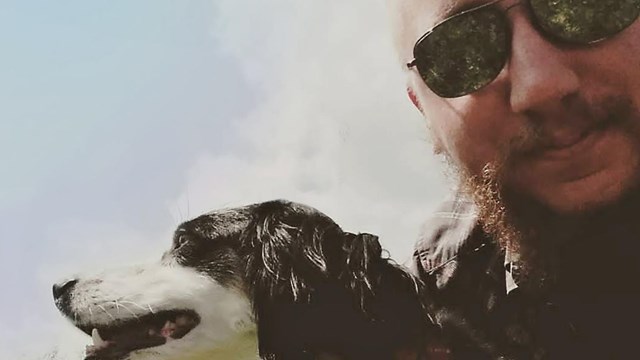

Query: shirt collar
left=425, top=191, right=525, bottom=295
left=504, top=247, right=521, bottom=295
left=445, top=192, right=522, bottom=295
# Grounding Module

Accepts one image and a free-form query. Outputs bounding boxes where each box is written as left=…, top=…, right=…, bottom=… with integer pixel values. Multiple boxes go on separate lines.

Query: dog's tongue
left=83, top=316, right=197, bottom=360
left=162, top=314, right=199, bottom=339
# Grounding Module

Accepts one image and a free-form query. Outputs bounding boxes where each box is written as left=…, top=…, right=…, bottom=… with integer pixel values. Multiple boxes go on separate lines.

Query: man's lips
left=546, top=128, right=591, bottom=149
left=535, top=127, right=604, bottom=161
left=514, top=126, right=618, bottom=186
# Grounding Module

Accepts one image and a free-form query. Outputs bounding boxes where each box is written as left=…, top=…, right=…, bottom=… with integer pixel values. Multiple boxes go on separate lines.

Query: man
left=387, top=0, right=640, bottom=358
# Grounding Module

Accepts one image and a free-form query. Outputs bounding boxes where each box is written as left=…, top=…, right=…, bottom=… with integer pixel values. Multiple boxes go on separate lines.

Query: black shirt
left=410, top=194, right=640, bottom=359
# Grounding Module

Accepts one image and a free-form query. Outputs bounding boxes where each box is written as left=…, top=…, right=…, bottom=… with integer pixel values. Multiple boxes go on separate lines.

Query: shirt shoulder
left=412, top=196, right=480, bottom=270
left=409, top=195, right=505, bottom=297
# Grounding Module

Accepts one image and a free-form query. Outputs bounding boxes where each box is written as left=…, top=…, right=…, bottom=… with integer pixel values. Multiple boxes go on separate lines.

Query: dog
left=53, top=200, right=434, bottom=360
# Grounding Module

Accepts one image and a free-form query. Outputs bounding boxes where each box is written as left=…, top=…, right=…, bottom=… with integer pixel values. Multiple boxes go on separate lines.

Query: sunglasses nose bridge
left=507, top=12, right=580, bottom=113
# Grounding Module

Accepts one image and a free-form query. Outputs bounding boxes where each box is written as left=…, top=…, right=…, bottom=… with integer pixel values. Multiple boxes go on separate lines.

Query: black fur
left=171, top=199, right=436, bottom=359
left=225, top=200, right=436, bottom=359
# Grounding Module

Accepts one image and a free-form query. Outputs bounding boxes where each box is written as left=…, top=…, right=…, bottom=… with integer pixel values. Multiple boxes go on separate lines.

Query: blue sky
left=1, top=1, right=448, bottom=358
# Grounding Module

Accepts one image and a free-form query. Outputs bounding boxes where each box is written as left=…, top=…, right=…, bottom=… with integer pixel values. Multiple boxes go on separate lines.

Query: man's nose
left=507, top=11, right=580, bottom=114
left=53, top=278, right=78, bottom=300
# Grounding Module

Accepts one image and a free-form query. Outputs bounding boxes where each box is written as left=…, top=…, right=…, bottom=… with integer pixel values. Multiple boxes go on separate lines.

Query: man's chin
left=514, top=165, right=640, bottom=216
left=460, top=159, right=640, bottom=274
left=508, top=125, right=640, bottom=215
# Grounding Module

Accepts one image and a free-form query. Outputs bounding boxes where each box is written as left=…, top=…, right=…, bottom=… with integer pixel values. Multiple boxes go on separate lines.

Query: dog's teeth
left=91, top=328, right=105, bottom=346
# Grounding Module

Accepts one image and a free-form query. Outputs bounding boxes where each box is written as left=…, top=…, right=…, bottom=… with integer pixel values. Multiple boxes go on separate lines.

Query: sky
left=0, top=0, right=450, bottom=358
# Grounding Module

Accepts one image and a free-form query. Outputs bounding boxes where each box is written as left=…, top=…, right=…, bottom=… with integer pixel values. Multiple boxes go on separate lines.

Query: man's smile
left=536, top=126, right=605, bottom=162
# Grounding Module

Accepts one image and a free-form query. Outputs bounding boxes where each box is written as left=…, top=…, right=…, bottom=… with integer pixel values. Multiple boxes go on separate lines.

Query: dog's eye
left=175, top=234, right=189, bottom=248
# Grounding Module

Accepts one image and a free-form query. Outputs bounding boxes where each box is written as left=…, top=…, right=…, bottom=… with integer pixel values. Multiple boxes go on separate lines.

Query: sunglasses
left=407, top=0, right=640, bottom=98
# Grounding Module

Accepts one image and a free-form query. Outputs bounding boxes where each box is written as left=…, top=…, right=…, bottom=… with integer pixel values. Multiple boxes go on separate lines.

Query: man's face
left=391, top=0, right=640, bottom=215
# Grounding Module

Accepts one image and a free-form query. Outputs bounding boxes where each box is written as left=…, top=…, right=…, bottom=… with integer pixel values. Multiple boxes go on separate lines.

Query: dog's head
left=54, top=200, right=432, bottom=360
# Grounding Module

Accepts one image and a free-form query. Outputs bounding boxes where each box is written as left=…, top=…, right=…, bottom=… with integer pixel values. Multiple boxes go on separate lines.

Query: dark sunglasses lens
left=414, top=7, right=509, bottom=98
left=530, top=0, right=640, bottom=44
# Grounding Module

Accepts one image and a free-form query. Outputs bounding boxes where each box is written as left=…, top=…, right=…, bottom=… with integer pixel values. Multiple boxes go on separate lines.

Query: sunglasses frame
left=406, top=0, right=507, bottom=69
left=407, top=0, right=640, bottom=97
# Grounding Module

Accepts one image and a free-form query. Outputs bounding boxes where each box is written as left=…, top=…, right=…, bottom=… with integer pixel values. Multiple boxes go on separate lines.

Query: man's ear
left=407, top=87, right=422, bottom=112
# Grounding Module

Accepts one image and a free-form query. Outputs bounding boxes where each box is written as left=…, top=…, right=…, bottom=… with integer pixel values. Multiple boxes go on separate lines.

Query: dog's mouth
left=77, top=309, right=200, bottom=360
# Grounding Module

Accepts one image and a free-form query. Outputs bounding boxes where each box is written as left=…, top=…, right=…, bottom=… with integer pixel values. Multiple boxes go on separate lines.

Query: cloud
left=181, top=0, right=450, bottom=259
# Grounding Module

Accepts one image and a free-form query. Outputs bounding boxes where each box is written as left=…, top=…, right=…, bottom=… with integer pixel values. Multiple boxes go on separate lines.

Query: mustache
left=499, top=96, right=638, bottom=165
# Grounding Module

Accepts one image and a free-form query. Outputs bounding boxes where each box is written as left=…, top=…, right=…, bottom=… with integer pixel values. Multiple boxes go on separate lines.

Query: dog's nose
left=53, top=279, right=78, bottom=300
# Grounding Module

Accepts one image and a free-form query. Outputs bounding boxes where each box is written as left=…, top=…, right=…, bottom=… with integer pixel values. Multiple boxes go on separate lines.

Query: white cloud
left=183, top=0, right=450, bottom=259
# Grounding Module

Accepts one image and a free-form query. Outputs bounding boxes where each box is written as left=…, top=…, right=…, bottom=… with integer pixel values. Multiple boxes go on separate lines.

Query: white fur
left=67, top=259, right=256, bottom=360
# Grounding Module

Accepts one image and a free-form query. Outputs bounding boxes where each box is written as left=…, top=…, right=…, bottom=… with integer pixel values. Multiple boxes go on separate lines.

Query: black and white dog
left=53, top=200, right=434, bottom=360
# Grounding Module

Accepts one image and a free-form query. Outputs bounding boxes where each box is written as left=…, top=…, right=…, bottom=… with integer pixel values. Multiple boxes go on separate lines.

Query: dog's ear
left=240, top=208, right=342, bottom=302
left=341, top=233, right=438, bottom=357
left=340, top=232, right=385, bottom=314
left=343, top=232, right=383, bottom=265
left=239, top=204, right=345, bottom=359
